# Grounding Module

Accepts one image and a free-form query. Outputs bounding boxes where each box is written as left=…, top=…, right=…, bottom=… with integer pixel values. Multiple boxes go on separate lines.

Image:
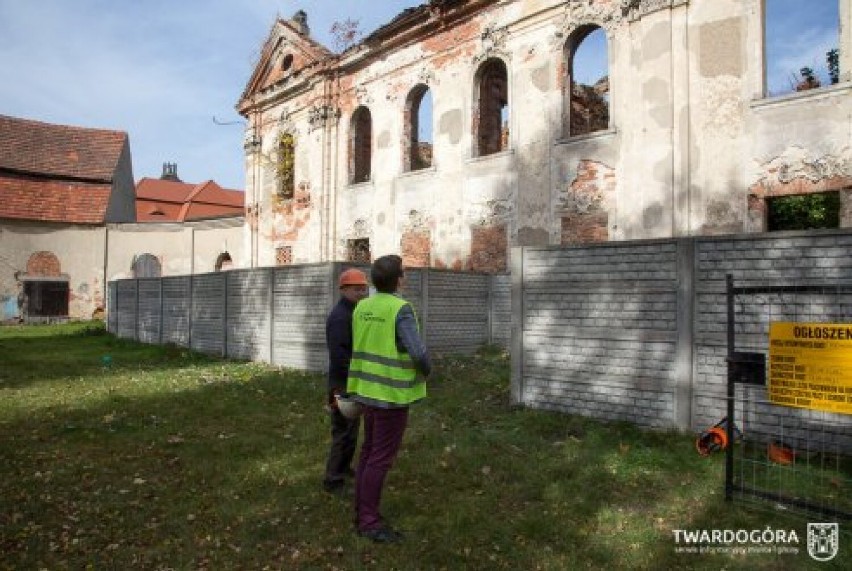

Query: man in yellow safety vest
left=347, top=254, right=431, bottom=543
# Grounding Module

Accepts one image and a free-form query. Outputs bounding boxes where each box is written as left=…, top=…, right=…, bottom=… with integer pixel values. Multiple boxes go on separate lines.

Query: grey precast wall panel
left=491, top=275, right=512, bottom=347
left=272, top=265, right=332, bottom=371
left=226, top=270, right=271, bottom=361
left=520, top=241, right=680, bottom=428
left=426, top=271, right=489, bottom=354
left=137, top=279, right=161, bottom=344
left=692, top=232, right=852, bottom=437
left=107, top=282, right=117, bottom=333
left=398, top=268, right=424, bottom=319
left=161, top=277, right=191, bottom=346
left=115, top=280, right=137, bottom=339
left=191, top=273, right=225, bottom=355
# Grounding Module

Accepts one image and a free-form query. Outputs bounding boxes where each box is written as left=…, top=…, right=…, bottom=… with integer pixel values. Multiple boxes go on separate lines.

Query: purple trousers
left=355, top=406, right=409, bottom=531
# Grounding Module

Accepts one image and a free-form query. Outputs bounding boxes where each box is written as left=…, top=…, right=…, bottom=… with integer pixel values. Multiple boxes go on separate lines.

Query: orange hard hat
left=339, top=268, right=368, bottom=287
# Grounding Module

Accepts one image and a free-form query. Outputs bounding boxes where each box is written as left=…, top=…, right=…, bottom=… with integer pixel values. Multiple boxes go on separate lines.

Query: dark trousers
left=324, top=407, right=360, bottom=486
left=355, top=406, right=409, bottom=531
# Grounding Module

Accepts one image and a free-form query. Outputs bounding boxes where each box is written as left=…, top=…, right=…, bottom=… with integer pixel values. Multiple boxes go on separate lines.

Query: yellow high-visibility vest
left=347, top=293, right=426, bottom=406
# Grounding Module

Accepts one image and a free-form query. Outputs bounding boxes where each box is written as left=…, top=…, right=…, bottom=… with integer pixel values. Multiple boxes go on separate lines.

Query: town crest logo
left=807, top=523, right=839, bottom=561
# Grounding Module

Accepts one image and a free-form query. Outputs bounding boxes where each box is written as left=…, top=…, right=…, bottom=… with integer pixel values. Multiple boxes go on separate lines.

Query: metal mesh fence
left=725, top=277, right=852, bottom=521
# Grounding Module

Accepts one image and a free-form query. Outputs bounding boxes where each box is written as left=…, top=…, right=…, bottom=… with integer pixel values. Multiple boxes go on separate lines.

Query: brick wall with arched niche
left=26, top=251, right=62, bottom=277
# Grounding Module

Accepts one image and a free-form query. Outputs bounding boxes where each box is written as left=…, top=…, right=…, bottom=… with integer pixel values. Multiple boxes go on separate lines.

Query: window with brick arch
left=349, top=106, right=372, bottom=184
left=474, top=58, right=509, bottom=157
left=563, top=25, right=610, bottom=138
left=404, top=84, right=433, bottom=171
left=26, top=251, right=61, bottom=277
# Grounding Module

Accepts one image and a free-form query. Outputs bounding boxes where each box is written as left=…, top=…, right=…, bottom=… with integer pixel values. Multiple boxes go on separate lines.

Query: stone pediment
left=239, top=18, right=333, bottom=105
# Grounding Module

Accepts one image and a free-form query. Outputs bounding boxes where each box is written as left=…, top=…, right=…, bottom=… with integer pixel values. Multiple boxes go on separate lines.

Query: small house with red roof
left=0, top=115, right=245, bottom=322
left=0, top=114, right=136, bottom=321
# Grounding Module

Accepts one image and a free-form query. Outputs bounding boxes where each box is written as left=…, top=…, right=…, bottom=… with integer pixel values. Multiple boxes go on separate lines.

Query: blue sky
left=0, top=0, right=420, bottom=190
left=0, top=1, right=840, bottom=190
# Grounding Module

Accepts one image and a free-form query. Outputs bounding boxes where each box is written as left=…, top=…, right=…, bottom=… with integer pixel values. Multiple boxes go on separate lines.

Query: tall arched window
left=474, top=58, right=509, bottom=157
left=277, top=132, right=295, bottom=199
left=564, top=25, right=609, bottom=137
left=132, top=254, right=161, bottom=278
left=404, top=84, right=433, bottom=171
left=349, top=106, right=372, bottom=184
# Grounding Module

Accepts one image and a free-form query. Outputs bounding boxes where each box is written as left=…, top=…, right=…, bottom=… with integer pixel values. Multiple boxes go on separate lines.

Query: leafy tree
left=767, top=192, right=840, bottom=231
left=330, top=18, right=362, bottom=52
left=827, top=48, right=839, bottom=84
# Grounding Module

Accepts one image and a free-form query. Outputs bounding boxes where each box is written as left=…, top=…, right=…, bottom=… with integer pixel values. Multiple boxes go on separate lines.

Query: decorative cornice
left=473, top=23, right=511, bottom=65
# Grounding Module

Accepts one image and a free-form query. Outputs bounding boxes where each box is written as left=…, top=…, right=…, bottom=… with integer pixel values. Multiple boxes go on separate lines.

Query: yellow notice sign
left=768, top=322, right=852, bottom=415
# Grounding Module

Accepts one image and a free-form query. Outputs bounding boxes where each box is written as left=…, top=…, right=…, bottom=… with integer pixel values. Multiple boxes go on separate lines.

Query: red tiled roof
left=135, top=178, right=244, bottom=222
left=0, top=173, right=112, bottom=224
left=0, top=114, right=127, bottom=181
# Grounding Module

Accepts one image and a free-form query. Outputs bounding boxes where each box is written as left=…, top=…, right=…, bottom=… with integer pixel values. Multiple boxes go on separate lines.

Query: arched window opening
left=349, top=106, right=372, bottom=184
left=215, top=252, right=233, bottom=272
left=132, top=253, right=161, bottom=278
left=565, top=25, right=609, bottom=137
left=474, top=58, right=509, bottom=157
left=277, top=132, right=295, bottom=199
left=404, top=85, right=433, bottom=171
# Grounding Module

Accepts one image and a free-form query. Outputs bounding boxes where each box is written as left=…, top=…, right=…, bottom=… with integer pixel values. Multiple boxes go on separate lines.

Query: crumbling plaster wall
left=245, top=0, right=852, bottom=271
left=106, top=219, right=244, bottom=281
left=0, top=221, right=106, bottom=320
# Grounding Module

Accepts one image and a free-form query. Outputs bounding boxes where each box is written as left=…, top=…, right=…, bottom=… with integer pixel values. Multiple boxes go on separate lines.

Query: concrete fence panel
left=191, top=273, right=225, bottom=356
left=161, top=276, right=191, bottom=346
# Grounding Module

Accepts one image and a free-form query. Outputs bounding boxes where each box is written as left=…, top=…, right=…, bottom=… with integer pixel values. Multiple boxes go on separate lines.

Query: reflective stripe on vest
left=347, top=293, right=426, bottom=406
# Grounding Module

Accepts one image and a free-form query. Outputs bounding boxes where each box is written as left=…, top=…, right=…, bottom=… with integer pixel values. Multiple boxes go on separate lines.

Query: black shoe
left=322, top=480, right=347, bottom=496
left=358, top=526, right=404, bottom=543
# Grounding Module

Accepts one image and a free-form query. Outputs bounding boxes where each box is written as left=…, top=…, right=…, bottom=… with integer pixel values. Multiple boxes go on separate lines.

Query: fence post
left=420, top=269, right=429, bottom=346
left=673, top=238, right=695, bottom=431
left=487, top=274, right=495, bottom=346
left=187, top=274, right=194, bottom=350
left=510, top=247, right=524, bottom=405
left=725, top=273, right=735, bottom=502
left=268, top=267, right=275, bottom=364
left=222, top=272, right=229, bottom=358
left=159, top=278, right=164, bottom=345
left=134, top=278, right=140, bottom=342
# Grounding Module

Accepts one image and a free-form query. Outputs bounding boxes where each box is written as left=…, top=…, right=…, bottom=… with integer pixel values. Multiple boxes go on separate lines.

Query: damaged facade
left=240, top=0, right=852, bottom=272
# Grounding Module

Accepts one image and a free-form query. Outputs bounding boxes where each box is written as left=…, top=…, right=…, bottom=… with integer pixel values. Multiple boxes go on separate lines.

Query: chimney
left=161, top=162, right=182, bottom=182
left=292, top=10, right=309, bottom=36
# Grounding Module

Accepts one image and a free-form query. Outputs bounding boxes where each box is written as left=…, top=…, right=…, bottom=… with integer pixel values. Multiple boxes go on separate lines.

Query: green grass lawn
left=0, top=322, right=847, bottom=570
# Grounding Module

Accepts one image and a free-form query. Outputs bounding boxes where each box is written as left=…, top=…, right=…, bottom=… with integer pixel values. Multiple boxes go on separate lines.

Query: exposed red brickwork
left=27, top=251, right=61, bottom=277
left=275, top=246, right=292, bottom=266
left=747, top=174, right=852, bottom=229
left=401, top=230, right=431, bottom=268
left=561, top=212, right=609, bottom=243
left=748, top=174, right=852, bottom=198
left=561, top=160, right=615, bottom=245
left=469, top=225, right=507, bottom=273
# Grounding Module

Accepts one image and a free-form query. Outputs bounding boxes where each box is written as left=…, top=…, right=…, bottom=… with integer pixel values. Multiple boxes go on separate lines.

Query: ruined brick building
left=238, top=0, right=852, bottom=273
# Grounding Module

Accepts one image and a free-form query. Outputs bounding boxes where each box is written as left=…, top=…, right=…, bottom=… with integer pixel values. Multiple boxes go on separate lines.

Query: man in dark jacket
left=323, top=268, right=370, bottom=493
